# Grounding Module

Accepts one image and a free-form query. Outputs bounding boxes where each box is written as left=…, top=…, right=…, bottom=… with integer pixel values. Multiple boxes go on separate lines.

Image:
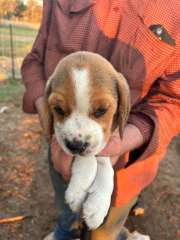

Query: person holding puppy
left=21, top=0, right=180, bottom=240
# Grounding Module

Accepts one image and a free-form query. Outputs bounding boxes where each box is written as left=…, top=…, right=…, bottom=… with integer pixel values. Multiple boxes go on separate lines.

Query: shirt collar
left=57, top=0, right=96, bottom=14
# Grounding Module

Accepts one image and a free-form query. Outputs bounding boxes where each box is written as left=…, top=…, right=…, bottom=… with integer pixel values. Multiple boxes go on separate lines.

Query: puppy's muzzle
left=65, top=139, right=89, bottom=154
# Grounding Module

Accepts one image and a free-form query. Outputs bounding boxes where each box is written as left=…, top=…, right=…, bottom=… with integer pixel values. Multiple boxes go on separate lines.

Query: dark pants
left=48, top=147, right=136, bottom=240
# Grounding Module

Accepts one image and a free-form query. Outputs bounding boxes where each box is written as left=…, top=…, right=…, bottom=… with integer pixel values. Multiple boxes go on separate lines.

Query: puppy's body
left=43, top=51, right=130, bottom=229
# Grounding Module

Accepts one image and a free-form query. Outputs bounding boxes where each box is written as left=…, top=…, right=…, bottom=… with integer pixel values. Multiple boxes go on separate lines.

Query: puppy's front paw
left=65, top=186, right=87, bottom=212
left=65, top=156, right=97, bottom=212
left=83, top=193, right=108, bottom=229
left=83, top=156, right=114, bottom=229
left=83, top=183, right=112, bottom=229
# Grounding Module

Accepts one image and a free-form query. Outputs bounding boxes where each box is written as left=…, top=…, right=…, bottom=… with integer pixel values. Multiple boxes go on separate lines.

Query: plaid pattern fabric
left=21, top=0, right=180, bottom=206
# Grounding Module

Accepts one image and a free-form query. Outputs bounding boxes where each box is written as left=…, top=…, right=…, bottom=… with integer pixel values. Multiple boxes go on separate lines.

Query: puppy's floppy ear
left=42, top=77, right=54, bottom=142
left=116, top=73, right=131, bottom=138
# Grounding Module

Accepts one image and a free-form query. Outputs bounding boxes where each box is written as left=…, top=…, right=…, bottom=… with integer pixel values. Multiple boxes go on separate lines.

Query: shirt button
left=156, top=27, right=163, bottom=36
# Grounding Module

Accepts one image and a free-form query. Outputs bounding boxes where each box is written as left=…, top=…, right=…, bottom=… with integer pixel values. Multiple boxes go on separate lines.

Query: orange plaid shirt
left=21, top=0, right=180, bottom=206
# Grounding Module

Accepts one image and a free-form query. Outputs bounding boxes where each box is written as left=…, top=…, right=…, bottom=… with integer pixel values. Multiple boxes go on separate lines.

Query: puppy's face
left=43, top=52, right=130, bottom=156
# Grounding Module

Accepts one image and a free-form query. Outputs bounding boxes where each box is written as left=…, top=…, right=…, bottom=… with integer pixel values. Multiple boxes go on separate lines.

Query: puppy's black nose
left=65, top=139, right=89, bottom=154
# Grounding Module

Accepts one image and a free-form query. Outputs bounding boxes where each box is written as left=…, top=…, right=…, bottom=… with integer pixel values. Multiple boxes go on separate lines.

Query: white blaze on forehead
left=72, top=68, right=90, bottom=114
left=54, top=67, right=106, bottom=156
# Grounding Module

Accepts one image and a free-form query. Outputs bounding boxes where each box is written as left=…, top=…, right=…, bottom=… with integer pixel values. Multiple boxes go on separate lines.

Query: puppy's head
left=43, top=52, right=130, bottom=156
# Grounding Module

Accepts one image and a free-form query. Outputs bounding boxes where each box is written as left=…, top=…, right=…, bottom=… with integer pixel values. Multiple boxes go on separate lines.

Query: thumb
left=99, top=135, right=122, bottom=156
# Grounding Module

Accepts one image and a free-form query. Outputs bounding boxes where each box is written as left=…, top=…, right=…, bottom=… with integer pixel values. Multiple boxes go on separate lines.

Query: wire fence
left=0, top=19, right=38, bottom=81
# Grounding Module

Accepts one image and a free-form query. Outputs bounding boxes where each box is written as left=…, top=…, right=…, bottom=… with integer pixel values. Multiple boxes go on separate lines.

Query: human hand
left=99, top=124, right=144, bottom=166
left=98, top=130, right=122, bottom=166
left=51, top=135, right=73, bottom=181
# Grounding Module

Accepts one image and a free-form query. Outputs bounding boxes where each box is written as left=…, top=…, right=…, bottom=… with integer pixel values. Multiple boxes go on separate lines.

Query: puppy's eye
left=54, top=106, right=65, bottom=116
left=94, top=108, right=108, bottom=118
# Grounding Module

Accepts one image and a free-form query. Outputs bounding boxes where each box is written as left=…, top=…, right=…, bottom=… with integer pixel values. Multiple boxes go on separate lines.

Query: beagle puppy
left=43, top=51, right=130, bottom=229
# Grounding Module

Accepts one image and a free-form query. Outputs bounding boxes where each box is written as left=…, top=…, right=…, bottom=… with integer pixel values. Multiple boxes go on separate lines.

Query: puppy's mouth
left=62, top=139, right=102, bottom=157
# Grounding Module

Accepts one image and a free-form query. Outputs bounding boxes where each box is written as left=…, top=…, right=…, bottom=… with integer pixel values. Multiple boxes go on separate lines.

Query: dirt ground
left=0, top=95, right=179, bottom=240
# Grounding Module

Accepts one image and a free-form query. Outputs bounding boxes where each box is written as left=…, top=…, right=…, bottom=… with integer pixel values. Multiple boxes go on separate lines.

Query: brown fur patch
left=89, top=92, right=117, bottom=143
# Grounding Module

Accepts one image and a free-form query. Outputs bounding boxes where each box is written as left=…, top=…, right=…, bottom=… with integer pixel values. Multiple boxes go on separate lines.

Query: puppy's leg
left=65, top=156, right=97, bottom=212
left=83, top=157, right=114, bottom=229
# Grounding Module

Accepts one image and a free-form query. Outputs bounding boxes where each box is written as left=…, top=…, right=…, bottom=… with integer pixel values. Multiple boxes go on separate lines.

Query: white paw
left=83, top=183, right=112, bottom=229
left=128, top=231, right=151, bottom=240
left=83, top=156, right=114, bottom=229
left=83, top=193, right=108, bottom=229
left=65, top=156, right=97, bottom=212
left=65, top=186, right=87, bottom=212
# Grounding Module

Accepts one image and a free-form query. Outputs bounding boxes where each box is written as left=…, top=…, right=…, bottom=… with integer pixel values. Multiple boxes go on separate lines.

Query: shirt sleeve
left=21, top=0, right=52, bottom=113
left=128, top=49, right=180, bottom=161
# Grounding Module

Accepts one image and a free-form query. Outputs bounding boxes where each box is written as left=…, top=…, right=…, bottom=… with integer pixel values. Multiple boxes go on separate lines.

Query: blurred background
left=0, top=0, right=42, bottom=81
left=0, top=1, right=179, bottom=240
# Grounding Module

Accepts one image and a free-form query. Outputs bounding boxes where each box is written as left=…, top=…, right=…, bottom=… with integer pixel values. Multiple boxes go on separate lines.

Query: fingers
left=51, top=135, right=73, bottom=181
left=97, top=130, right=122, bottom=166
left=110, top=155, right=120, bottom=166
left=35, top=96, right=46, bottom=130
left=99, top=133, right=122, bottom=156
left=52, top=149, right=73, bottom=181
left=59, top=150, right=73, bottom=162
